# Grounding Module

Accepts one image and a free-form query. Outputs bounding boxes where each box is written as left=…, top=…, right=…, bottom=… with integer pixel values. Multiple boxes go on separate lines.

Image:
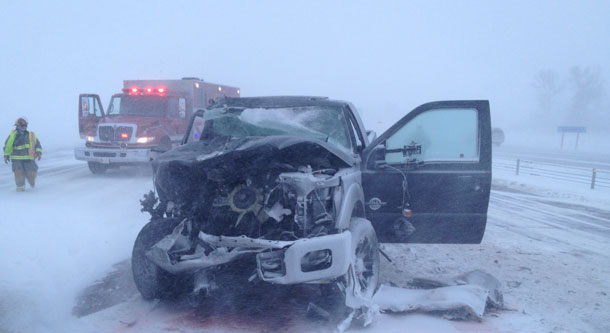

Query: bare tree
left=533, top=69, right=563, bottom=122
left=566, top=66, right=606, bottom=126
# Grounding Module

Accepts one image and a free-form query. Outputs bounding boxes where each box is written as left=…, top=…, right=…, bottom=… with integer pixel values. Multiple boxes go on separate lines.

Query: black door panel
left=362, top=100, right=491, bottom=244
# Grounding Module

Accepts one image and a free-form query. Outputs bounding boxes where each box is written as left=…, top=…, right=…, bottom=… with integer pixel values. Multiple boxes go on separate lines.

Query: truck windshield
left=107, top=95, right=168, bottom=117
left=188, top=106, right=352, bottom=150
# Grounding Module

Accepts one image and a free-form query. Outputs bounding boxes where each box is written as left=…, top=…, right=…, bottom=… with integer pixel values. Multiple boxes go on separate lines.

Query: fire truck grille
left=99, top=126, right=114, bottom=142
left=98, top=126, right=134, bottom=142
left=115, top=126, right=133, bottom=141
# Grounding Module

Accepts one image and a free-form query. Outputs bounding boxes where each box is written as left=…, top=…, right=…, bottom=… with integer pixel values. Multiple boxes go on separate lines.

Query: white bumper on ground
left=74, top=147, right=154, bottom=164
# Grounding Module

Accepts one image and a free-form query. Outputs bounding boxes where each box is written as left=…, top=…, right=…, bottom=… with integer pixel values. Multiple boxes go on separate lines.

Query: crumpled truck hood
left=151, top=135, right=354, bottom=203
left=153, top=135, right=355, bottom=168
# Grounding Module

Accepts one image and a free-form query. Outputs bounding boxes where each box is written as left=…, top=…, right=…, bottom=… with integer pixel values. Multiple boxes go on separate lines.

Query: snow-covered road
left=1, top=146, right=609, bottom=332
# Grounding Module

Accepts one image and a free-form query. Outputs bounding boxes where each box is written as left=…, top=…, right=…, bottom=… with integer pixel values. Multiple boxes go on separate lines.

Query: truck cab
left=75, top=78, right=240, bottom=173
left=130, top=96, right=492, bottom=305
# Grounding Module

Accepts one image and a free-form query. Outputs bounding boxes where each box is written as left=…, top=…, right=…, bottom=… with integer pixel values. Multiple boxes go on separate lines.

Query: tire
left=132, top=218, right=192, bottom=300
left=347, top=217, right=380, bottom=300
left=87, top=162, right=108, bottom=174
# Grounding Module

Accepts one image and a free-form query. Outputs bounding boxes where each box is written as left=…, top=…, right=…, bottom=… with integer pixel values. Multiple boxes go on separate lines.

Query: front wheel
left=87, top=161, right=108, bottom=174
left=132, top=218, right=192, bottom=300
left=345, top=218, right=380, bottom=304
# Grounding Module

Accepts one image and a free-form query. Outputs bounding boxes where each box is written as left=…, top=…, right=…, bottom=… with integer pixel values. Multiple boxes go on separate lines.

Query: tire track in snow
left=489, top=188, right=610, bottom=258
left=492, top=191, right=610, bottom=234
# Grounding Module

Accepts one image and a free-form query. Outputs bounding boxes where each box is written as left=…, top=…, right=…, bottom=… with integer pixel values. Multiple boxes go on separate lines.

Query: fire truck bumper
left=74, top=147, right=155, bottom=164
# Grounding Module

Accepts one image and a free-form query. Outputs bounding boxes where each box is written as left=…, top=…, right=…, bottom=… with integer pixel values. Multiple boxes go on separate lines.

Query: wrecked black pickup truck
left=132, top=96, right=492, bottom=310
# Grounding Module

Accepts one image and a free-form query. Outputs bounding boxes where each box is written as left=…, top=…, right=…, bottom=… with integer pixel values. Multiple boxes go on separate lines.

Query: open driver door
left=362, top=100, right=491, bottom=244
left=78, top=94, right=105, bottom=139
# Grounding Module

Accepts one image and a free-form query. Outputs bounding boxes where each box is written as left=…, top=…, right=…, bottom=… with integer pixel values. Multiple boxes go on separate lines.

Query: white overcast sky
left=1, top=0, right=609, bottom=148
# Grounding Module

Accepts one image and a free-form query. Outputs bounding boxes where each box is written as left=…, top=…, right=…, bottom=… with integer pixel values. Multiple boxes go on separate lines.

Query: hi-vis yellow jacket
left=4, top=130, right=42, bottom=160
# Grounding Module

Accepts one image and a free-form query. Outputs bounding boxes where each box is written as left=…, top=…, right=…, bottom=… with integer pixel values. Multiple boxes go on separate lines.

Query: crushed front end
left=134, top=132, right=357, bottom=298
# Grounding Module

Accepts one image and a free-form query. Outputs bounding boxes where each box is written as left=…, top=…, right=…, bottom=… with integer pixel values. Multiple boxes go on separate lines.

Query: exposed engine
left=154, top=163, right=341, bottom=242
left=147, top=136, right=350, bottom=243
left=135, top=135, right=353, bottom=292
left=206, top=166, right=340, bottom=241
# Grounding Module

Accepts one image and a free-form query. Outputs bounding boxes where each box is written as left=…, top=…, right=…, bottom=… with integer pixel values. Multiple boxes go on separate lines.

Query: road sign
left=557, top=126, right=586, bottom=133
left=557, top=126, right=586, bottom=149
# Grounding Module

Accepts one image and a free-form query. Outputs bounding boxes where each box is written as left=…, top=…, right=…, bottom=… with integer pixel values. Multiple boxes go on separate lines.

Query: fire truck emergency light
left=120, top=133, right=129, bottom=139
left=127, top=87, right=166, bottom=94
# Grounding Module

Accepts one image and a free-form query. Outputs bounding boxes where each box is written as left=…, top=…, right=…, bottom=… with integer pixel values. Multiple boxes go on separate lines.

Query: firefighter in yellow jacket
left=4, top=118, right=42, bottom=191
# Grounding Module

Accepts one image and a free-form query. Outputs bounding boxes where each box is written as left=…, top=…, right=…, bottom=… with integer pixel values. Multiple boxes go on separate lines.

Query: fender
left=335, top=170, right=365, bottom=230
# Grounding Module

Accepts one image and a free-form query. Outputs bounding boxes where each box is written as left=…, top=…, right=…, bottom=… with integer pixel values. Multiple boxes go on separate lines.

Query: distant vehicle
left=492, top=127, right=505, bottom=146
left=74, top=78, right=240, bottom=174
left=131, top=96, right=492, bottom=310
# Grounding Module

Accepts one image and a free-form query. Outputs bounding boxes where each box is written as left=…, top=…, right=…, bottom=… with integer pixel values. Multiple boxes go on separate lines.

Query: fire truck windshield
left=107, top=95, right=168, bottom=117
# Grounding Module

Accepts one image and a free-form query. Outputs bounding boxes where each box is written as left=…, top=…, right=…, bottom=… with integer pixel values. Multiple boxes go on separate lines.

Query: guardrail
left=493, top=157, right=610, bottom=190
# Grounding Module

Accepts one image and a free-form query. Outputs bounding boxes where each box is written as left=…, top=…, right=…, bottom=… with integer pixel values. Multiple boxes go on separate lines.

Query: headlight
left=86, top=136, right=95, bottom=142
left=136, top=137, right=155, bottom=144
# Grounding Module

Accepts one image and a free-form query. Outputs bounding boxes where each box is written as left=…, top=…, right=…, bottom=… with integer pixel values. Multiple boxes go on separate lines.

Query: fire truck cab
left=75, top=78, right=240, bottom=174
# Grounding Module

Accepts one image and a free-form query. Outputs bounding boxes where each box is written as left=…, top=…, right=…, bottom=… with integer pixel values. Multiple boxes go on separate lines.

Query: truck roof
left=212, top=96, right=351, bottom=109
left=124, top=79, right=238, bottom=90
left=122, top=78, right=240, bottom=98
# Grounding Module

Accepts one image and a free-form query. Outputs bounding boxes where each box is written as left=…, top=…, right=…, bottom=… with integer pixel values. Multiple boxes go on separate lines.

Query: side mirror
left=372, top=144, right=386, bottom=166
left=365, top=143, right=388, bottom=169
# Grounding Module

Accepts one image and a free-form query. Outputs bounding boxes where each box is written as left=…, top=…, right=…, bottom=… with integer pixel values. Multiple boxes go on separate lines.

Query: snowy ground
left=1, top=145, right=609, bottom=332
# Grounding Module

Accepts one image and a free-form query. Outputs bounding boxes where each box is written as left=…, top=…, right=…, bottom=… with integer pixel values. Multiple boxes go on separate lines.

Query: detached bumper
left=74, top=147, right=154, bottom=163
left=199, top=231, right=352, bottom=284
left=257, top=232, right=352, bottom=284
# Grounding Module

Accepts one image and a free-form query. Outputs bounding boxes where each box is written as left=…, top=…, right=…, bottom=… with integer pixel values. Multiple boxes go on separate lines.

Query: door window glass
left=81, top=97, right=90, bottom=116
left=93, top=97, right=102, bottom=117
left=385, top=108, right=478, bottom=163
left=81, top=96, right=102, bottom=117
left=107, top=97, right=121, bottom=115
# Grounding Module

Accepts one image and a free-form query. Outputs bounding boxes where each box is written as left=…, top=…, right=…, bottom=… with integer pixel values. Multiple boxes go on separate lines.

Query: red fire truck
left=75, top=77, right=240, bottom=174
